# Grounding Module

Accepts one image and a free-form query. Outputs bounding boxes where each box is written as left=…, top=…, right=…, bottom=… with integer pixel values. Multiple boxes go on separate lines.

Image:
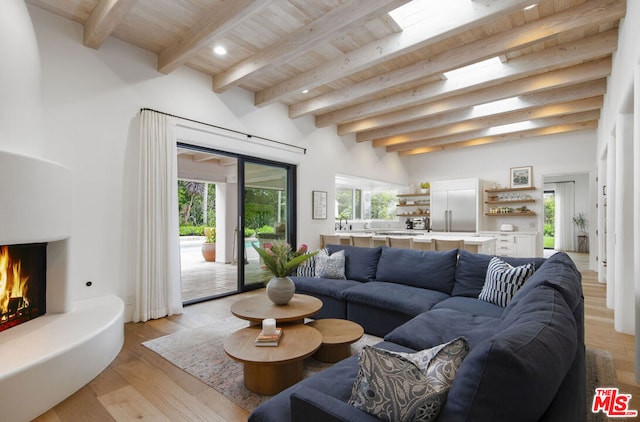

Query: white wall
left=594, top=1, right=640, bottom=367
left=27, top=5, right=409, bottom=320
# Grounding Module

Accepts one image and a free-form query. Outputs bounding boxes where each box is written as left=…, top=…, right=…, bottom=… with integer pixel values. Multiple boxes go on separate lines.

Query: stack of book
left=254, top=327, right=283, bottom=346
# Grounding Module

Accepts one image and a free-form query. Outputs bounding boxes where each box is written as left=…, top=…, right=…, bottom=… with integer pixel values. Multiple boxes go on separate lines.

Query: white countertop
left=332, top=231, right=496, bottom=245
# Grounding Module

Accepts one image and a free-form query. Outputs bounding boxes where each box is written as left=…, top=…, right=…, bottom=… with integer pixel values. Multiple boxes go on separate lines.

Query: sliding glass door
left=177, top=143, right=296, bottom=303
left=241, top=159, right=296, bottom=290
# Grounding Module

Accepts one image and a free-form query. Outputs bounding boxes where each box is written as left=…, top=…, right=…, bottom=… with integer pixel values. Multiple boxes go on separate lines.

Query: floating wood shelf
left=485, top=212, right=537, bottom=217
left=485, top=199, right=536, bottom=205
left=397, top=193, right=430, bottom=197
left=485, top=187, right=536, bottom=193
left=398, top=214, right=430, bottom=217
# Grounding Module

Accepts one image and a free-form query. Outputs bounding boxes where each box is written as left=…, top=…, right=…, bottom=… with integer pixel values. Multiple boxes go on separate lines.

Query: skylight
left=442, top=56, right=503, bottom=81
left=388, top=0, right=471, bottom=30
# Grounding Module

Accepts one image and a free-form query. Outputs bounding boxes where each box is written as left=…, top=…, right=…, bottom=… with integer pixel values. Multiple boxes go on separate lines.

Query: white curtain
left=132, top=110, right=183, bottom=322
left=554, top=182, right=575, bottom=251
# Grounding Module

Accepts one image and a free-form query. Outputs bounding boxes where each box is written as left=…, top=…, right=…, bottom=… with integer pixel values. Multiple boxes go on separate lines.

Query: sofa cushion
left=384, top=308, right=500, bottom=350
left=342, top=282, right=449, bottom=317
left=327, top=244, right=382, bottom=282
left=348, top=338, right=469, bottom=422
left=432, top=296, right=504, bottom=318
left=292, top=276, right=362, bottom=300
left=375, top=247, right=458, bottom=294
left=315, top=249, right=346, bottom=279
left=504, top=251, right=582, bottom=315
left=452, top=249, right=547, bottom=297
left=439, top=286, right=578, bottom=421
left=478, top=257, right=536, bottom=307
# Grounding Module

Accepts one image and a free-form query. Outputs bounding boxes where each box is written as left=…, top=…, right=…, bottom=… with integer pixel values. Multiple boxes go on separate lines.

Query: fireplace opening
left=0, top=243, right=46, bottom=333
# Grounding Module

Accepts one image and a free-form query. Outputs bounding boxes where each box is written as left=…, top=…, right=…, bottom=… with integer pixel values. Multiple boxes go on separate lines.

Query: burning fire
left=1, top=245, right=30, bottom=319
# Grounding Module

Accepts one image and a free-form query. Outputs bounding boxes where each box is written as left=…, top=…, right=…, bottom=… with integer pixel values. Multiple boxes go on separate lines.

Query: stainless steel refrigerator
left=431, top=180, right=478, bottom=232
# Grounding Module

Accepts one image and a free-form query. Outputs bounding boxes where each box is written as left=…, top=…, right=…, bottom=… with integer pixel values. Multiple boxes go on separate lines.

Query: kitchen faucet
left=337, top=216, right=348, bottom=230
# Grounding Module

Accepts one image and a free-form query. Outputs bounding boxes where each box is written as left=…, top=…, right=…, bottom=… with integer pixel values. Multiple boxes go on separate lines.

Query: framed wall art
left=312, top=190, right=327, bottom=219
left=510, top=166, right=533, bottom=188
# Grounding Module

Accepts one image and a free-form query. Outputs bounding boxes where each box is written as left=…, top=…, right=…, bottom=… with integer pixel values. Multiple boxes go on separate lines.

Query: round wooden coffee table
left=230, top=293, right=322, bottom=325
left=223, top=324, right=322, bottom=395
left=307, top=319, right=365, bottom=363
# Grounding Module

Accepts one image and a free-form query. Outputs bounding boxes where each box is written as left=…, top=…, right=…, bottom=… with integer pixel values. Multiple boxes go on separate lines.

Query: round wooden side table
left=307, top=318, right=364, bottom=363
left=230, top=293, right=322, bottom=325
left=223, top=324, right=322, bottom=395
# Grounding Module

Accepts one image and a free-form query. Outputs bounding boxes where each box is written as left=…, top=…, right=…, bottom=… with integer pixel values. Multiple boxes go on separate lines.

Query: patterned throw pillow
left=478, top=256, right=536, bottom=307
left=295, top=249, right=325, bottom=277
left=348, top=337, right=470, bottom=422
left=314, top=249, right=346, bottom=279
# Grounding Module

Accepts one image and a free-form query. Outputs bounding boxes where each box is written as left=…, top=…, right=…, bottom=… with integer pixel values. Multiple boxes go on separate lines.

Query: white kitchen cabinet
left=494, top=232, right=537, bottom=257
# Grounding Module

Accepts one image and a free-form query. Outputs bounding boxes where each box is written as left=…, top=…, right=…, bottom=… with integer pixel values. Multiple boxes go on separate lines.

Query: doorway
left=542, top=172, right=591, bottom=266
left=176, top=145, right=296, bottom=304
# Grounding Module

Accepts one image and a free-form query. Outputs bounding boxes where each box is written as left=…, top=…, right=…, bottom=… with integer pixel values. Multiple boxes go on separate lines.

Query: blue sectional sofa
left=249, top=245, right=585, bottom=421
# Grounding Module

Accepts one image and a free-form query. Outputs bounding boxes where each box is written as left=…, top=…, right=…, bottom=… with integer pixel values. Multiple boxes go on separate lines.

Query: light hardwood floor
left=35, top=269, right=640, bottom=421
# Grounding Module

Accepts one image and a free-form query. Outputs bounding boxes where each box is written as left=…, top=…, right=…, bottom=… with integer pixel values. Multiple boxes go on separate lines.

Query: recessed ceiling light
left=301, top=89, right=309, bottom=94
left=213, top=46, right=227, bottom=56
left=523, top=4, right=538, bottom=11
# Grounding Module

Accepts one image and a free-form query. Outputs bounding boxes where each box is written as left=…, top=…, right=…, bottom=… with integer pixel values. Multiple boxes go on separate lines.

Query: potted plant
left=420, top=182, right=430, bottom=194
left=572, top=213, right=588, bottom=235
left=253, top=240, right=317, bottom=305
left=201, top=226, right=216, bottom=262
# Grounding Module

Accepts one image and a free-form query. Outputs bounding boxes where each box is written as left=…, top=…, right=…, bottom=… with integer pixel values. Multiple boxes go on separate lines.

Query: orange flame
left=0, top=246, right=30, bottom=317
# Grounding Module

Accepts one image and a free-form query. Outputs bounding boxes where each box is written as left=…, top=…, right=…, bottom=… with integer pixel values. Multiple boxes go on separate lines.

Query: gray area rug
left=142, top=316, right=380, bottom=411
left=143, top=319, right=618, bottom=416
left=586, top=346, right=620, bottom=422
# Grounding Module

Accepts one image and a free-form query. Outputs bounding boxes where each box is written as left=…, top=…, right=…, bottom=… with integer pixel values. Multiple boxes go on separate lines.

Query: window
left=335, top=174, right=401, bottom=221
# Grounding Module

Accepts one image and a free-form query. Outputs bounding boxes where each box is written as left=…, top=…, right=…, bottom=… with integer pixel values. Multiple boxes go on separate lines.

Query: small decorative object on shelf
left=419, top=181, right=430, bottom=194
left=484, top=185, right=537, bottom=217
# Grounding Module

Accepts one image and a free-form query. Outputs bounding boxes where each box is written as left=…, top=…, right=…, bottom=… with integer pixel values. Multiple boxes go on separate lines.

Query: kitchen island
left=323, top=231, right=496, bottom=255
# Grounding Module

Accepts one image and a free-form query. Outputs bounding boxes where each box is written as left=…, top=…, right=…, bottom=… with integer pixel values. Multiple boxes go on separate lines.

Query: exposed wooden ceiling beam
left=386, top=109, right=601, bottom=153
left=254, top=0, right=537, bottom=106
left=157, top=0, right=271, bottom=74
left=325, top=46, right=614, bottom=132
left=374, top=96, right=603, bottom=148
left=356, top=58, right=611, bottom=142
left=83, top=0, right=137, bottom=49
left=338, top=27, right=618, bottom=134
left=211, top=0, right=410, bottom=93
left=290, top=0, right=624, bottom=119
left=397, top=121, right=599, bottom=156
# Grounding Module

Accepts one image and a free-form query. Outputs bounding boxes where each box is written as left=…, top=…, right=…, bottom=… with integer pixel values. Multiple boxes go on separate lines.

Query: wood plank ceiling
left=27, top=0, right=626, bottom=156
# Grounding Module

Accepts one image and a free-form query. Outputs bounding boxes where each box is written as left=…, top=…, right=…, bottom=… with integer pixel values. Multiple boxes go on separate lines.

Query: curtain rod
left=140, top=108, right=306, bottom=154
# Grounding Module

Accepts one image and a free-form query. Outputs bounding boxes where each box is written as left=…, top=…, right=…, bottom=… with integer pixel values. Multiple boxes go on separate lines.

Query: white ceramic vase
left=266, top=276, right=295, bottom=305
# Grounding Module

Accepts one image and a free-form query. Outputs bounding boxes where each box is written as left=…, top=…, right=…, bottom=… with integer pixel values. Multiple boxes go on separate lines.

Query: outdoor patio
left=180, top=236, right=264, bottom=302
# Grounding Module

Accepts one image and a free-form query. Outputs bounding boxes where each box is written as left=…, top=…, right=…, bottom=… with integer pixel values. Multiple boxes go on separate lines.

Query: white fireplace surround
left=0, top=150, right=124, bottom=422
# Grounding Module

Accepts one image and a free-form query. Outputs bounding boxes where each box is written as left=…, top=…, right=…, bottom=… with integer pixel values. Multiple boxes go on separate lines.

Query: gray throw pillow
left=348, top=337, right=470, bottom=422
left=314, top=249, right=346, bottom=279
left=478, top=256, right=536, bottom=307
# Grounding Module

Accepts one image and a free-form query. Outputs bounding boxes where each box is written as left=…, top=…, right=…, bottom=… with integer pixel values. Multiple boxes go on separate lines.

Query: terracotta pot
left=201, top=243, right=216, bottom=262
left=266, top=276, right=295, bottom=305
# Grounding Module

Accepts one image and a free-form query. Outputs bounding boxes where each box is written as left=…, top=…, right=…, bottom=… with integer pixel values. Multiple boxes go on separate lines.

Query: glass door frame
left=239, top=157, right=297, bottom=292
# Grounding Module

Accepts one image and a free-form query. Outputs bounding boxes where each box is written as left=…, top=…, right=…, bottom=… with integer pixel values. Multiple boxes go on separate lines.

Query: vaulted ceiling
left=28, top=0, right=625, bottom=156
